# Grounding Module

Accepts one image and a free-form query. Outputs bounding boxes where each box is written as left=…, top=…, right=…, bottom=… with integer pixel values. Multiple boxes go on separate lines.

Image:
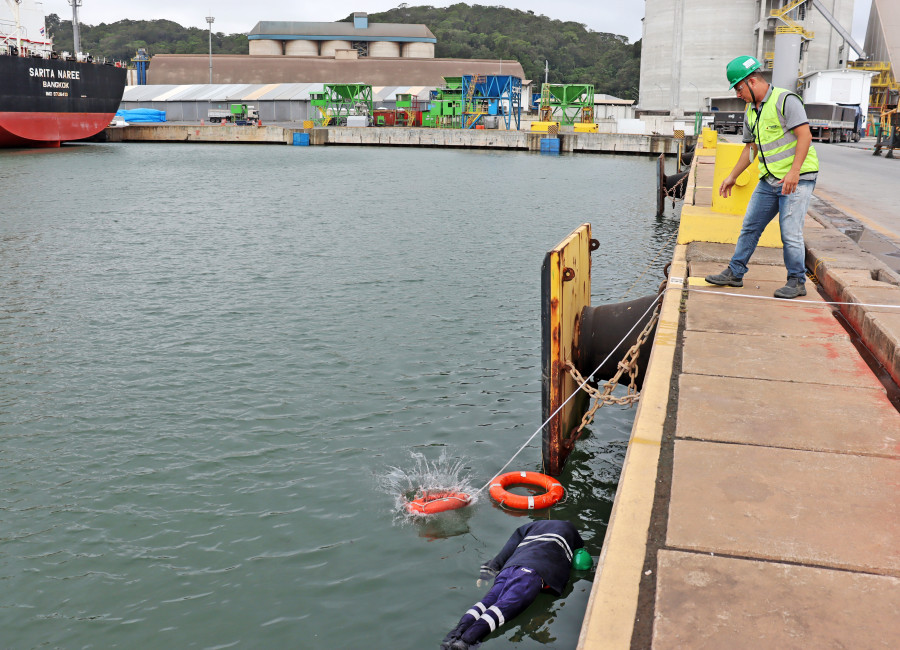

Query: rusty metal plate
left=541, top=223, right=592, bottom=476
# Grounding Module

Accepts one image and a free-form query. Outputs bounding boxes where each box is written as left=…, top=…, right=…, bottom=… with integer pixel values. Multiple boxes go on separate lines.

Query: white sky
left=45, top=0, right=872, bottom=45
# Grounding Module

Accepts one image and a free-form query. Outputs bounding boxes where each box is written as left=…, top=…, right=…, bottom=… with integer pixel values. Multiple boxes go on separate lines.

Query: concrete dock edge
left=576, top=247, right=686, bottom=649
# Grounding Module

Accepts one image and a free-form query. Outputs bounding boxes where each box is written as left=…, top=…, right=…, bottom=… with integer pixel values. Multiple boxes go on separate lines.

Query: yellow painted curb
left=576, top=245, right=687, bottom=650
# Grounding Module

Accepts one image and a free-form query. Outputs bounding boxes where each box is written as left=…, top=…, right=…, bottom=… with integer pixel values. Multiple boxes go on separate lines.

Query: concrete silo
left=368, top=41, right=401, bottom=57
left=285, top=40, right=319, bottom=56
left=248, top=39, right=283, bottom=56
left=639, top=0, right=861, bottom=115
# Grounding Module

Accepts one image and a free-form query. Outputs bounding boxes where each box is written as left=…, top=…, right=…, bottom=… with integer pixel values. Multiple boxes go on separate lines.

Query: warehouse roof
left=146, top=55, right=524, bottom=87
left=248, top=21, right=436, bottom=42
left=121, top=83, right=436, bottom=103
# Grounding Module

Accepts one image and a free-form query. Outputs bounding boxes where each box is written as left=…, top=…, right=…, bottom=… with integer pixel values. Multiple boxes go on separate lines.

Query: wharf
left=102, top=123, right=679, bottom=155
left=579, top=133, right=900, bottom=648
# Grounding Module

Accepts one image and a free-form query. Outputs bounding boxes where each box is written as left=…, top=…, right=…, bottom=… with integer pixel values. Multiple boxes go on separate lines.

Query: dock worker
left=440, top=520, right=587, bottom=649
left=705, top=55, right=819, bottom=299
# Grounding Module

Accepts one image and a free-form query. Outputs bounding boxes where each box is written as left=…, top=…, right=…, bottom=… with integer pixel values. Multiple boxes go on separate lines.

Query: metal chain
left=562, top=299, right=663, bottom=449
left=662, top=170, right=689, bottom=199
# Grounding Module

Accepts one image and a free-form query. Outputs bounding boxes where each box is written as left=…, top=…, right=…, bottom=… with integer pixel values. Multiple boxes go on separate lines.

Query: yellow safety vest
left=747, top=87, right=819, bottom=179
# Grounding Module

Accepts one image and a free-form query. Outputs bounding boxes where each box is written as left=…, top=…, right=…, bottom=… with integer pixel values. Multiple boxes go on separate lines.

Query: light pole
left=688, top=82, right=701, bottom=112
left=206, top=15, right=214, bottom=84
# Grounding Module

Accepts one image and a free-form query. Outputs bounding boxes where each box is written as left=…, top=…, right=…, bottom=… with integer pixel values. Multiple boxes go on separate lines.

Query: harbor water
left=0, top=143, right=677, bottom=648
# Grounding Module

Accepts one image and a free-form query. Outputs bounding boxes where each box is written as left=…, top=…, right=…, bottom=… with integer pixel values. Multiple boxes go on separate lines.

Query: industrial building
left=145, top=12, right=527, bottom=88
left=247, top=13, right=436, bottom=58
left=638, top=0, right=889, bottom=115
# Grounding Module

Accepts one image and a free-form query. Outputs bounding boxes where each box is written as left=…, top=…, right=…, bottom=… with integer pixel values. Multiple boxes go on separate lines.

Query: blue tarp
left=115, top=108, right=167, bottom=123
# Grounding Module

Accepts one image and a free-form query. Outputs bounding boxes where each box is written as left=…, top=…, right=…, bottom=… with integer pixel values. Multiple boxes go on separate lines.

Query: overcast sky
left=44, top=0, right=872, bottom=45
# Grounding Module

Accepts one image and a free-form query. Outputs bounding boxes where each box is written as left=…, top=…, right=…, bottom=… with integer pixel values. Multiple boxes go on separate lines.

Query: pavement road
left=810, top=138, right=900, bottom=243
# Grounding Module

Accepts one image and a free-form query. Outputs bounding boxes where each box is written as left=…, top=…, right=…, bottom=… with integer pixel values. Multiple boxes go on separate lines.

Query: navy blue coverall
left=442, top=520, right=584, bottom=648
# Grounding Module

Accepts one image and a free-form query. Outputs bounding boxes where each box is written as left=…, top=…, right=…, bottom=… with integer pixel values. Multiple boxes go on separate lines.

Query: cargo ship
left=0, top=0, right=126, bottom=148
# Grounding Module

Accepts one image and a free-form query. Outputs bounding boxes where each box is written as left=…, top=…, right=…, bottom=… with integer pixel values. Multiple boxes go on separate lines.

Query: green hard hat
left=573, top=548, right=593, bottom=571
left=726, top=55, right=762, bottom=89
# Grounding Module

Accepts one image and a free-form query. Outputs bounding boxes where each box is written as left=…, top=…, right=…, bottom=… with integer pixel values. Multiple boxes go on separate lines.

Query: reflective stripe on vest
left=747, top=87, right=819, bottom=179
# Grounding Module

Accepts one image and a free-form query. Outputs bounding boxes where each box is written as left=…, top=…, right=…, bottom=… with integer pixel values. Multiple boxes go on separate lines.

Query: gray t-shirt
left=742, top=86, right=817, bottom=182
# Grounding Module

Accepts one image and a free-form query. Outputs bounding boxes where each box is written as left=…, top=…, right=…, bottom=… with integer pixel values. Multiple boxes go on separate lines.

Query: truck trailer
left=207, top=103, right=259, bottom=125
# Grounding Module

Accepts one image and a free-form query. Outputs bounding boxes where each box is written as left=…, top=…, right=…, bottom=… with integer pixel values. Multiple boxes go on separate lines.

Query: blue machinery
left=132, top=48, right=150, bottom=85
left=461, top=75, right=522, bottom=130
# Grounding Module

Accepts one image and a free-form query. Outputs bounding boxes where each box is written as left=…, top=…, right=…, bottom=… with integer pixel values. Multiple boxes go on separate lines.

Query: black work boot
left=774, top=277, right=807, bottom=299
left=705, top=267, right=743, bottom=287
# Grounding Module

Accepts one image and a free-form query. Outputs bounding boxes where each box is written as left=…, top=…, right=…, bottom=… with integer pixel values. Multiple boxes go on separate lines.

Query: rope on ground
left=470, top=290, right=667, bottom=498
left=680, top=286, right=900, bottom=309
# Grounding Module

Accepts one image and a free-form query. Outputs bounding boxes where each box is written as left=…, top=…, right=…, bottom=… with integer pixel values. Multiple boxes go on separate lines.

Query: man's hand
left=778, top=169, right=800, bottom=195
left=719, top=174, right=736, bottom=198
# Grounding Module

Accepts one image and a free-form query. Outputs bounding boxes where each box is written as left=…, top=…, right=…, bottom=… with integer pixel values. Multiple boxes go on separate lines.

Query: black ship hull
left=0, top=55, right=127, bottom=147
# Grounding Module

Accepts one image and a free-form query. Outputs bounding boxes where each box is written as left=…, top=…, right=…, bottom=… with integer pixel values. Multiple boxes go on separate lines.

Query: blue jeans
left=728, top=178, right=815, bottom=281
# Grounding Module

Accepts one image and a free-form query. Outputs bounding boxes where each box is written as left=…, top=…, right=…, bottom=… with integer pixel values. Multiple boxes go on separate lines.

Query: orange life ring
left=406, top=491, right=470, bottom=515
left=489, top=471, right=564, bottom=510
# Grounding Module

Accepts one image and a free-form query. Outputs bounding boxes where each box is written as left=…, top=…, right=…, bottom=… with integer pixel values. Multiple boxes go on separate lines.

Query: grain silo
left=402, top=42, right=435, bottom=58
left=248, top=39, right=283, bottom=56
left=320, top=40, right=353, bottom=57
left=246, top=13, right=437, bottom=60
left=285, top=40, right=319, bottom=56
left=639, top=0, right=859, bottom=114
left=369, top=41, right=401, bottom=57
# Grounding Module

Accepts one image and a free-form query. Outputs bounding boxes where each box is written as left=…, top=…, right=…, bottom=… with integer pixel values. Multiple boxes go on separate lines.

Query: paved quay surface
left=579, top=134, right=900, bottom=648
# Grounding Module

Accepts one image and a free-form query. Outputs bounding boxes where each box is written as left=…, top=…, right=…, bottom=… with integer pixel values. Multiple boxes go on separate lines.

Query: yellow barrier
left=701, top=127, right=717, bottom=149
left=530, top=121, right=560, bottom=133
left=574, top=122, right=599, bottom=133
left=711, top=142, right=759, bottom=215
left=677, top=139, right=781, bottom=247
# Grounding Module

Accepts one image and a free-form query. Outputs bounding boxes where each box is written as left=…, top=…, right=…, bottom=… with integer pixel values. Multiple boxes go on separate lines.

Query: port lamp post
left=206, top=15, right=214, bottom=84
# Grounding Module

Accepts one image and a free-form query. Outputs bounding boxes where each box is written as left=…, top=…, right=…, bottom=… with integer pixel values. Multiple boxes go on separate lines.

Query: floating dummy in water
left=440, top=520, right=590, bottom=649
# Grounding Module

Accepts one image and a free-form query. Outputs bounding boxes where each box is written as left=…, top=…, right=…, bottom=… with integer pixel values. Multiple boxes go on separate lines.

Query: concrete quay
left=102, top=123, right=680, bottom=155
left=578, top=133, right=900, bottom=648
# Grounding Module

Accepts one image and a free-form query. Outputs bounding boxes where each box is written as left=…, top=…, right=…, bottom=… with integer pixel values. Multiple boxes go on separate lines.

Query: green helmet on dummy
left=573, top=548, right=593, bottom=571
left=726, top=55, right=762, bottom=89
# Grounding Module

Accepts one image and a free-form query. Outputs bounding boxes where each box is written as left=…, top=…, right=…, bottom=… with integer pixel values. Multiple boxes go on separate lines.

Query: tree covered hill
left=352, top=4, right=640, bottom=99
left=45, top=13, right=248, bottom=62
left=46, top=3, right=640, bottom=99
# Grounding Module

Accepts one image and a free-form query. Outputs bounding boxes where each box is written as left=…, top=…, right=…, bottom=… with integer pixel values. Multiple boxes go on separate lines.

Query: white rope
left=681, top=286, right=900, bottom=309
left=472, top=281, right=899, bottom=499
left=471, top=290, right=666, bottom=496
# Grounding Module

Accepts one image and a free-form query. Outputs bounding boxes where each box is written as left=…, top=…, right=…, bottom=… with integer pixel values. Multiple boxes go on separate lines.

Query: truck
left=709, top=96, right=747, bottom=135
left=207, top=103, right=259, bottom=125
left=805, top=102, right=861, bottom=143
left=801, top=69, right=872, bottom=142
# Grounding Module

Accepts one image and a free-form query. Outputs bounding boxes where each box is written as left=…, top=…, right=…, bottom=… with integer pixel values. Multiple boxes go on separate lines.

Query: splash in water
left=380, top=450, right=478, bottom=518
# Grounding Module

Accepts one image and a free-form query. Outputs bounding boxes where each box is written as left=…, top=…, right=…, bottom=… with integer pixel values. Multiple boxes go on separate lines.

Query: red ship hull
left=0, top=110, right=115, bottom=147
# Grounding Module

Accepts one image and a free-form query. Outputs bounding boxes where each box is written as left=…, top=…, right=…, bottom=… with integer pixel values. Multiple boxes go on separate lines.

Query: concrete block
left=684, top=291, right=840, bottom=337
left=839, top=285, right=900, bottom=335
left=682, top=330, right=883, bottom=389
left=653, top=550, right=900, bottom=650
left=667, top=440, right=900, bottom=573
left=862, top=311, right=900, bottom=387
left=815, top=267, right=884, bottom=303
left=677, top=374, right=899, bottom=456
left=685, top=241, right=785, bottom=266
left=805, top=228, right=886, bottom=272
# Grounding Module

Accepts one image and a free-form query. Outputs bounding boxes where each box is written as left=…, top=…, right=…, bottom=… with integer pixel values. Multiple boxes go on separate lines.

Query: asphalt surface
left=814, top=137, right=900, bottom=243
